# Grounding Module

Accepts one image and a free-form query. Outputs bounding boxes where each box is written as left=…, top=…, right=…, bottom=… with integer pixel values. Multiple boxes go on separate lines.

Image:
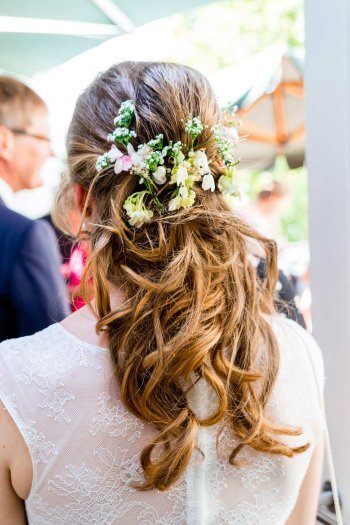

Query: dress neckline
left=55, top=322, right=109, bottom=354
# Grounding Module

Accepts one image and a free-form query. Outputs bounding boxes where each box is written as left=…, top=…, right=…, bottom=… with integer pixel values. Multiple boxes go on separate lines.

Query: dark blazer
left=0, top=200, right=70, bottom=341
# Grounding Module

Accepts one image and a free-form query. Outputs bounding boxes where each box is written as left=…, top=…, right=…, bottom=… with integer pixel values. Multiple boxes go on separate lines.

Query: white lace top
left=0, top=316, right=324, bottom=525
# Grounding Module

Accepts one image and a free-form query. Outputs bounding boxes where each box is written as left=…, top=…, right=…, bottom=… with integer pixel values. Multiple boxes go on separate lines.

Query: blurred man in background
left=240, top=181, right=306, bottom=327
left=0, top=76, right=69, bottom=341
left=241, top=181, right=289, bottom=250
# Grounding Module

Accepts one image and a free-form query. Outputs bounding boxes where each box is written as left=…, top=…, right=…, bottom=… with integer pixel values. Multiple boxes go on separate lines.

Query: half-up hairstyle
left=55, top=61, right=309, bottom=491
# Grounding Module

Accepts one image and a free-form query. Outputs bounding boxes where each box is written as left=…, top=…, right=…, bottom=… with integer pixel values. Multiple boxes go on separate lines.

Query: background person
left=0, top=62, right=324, bottom=524
left=241, top=181, right=306, bottom=326
left=0, top=76, right=69, bottom=341
left=44, top=210, right=89, bottom=311
left=240, top=181, right=289, bottom=249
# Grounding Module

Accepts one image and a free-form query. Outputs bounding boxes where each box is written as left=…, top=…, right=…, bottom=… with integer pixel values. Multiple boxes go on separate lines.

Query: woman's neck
left=60, top=286, right=125, bottom=349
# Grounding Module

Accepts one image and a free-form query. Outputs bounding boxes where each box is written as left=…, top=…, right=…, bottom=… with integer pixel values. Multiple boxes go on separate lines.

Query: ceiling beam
left=89, top=0, right=135, bottom=33
left=0, top=16, right=121, bottom=37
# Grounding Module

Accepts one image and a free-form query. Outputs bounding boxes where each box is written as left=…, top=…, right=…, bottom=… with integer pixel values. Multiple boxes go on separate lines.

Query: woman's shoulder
left=0, top=323, right=72, bottom=363
left=0, top=323, right=59, bottom=360
left=0, top=321, right=106, bottom=357
left=268, top=314, right=325, bottom=390
left=0, top=323, right=108, bottom=400
left=0, top=325, right=63, bottom=404
left=0, top=323, right=111, bottom=447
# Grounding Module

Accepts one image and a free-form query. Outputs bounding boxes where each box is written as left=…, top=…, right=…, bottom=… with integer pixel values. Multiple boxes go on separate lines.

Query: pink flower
left=114, top=154, right=133, bottom=174
left=121, top=155, right=132, bottom=170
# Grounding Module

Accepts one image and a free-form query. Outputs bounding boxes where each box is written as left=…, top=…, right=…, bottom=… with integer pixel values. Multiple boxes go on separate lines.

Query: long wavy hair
left=55, top=61, right=309, bottom=491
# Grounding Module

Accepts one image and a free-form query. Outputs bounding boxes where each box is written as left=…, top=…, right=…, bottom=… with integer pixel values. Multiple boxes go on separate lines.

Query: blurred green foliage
left=168, top=0, right=304, bottom=75
left=168, top=0, right=306, bottom=242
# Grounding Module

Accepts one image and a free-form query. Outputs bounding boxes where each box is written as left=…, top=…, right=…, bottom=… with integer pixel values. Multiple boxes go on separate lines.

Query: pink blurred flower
left=114, top=154, right=133, bottom=174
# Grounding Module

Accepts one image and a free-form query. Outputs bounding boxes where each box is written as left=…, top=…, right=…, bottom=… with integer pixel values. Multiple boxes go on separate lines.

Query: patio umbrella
left=211, top=47, right=305, bottom=170
left=0, top=0, right=216, bottom=75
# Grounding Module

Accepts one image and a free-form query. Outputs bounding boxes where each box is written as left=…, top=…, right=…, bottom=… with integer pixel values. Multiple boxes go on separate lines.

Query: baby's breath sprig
left=143, top=150, right=165, bottom=172
left=108, top=99, right=137, bottom=148
left=212, top=124, right=240, bottom=197
left=96, top=101, right=241, bottom=228
left=113, top=100, right=135, bottom=128
left=165, top=141, right=184, bottom=163
left=96, top=99, right=137, bottom=172
left=148, top=134, right=164, bottom=150
left=96, top=152, right=112, bottom=173
left=185, top=116, right=204, bottom=140
left=211, top=125, right=235, bottom=165
left=108, top=127, right=137, bottom=148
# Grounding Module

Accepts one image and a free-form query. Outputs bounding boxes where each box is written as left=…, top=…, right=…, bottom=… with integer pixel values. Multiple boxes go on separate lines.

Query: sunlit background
left=7, top=0, right=305, bottom=228
left=2, top=0, right=309, bottom=321
left=11, top=0, right=306, bottom=323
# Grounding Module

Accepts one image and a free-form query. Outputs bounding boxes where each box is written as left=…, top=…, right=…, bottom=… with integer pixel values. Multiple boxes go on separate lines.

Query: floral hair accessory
left=95, top=100, right=240, bottom=228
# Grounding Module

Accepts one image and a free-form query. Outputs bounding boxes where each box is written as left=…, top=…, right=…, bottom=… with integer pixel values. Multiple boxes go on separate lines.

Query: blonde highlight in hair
left=56, top=61, right=309, bottom=491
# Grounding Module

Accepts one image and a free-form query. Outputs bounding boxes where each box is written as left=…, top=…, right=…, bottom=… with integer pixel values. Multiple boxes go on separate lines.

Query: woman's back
left=0, top=314, right=323, bottom=525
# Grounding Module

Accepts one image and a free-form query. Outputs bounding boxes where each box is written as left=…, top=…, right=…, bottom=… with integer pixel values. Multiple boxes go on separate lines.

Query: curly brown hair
left=55, top=61, right=308, bottom=491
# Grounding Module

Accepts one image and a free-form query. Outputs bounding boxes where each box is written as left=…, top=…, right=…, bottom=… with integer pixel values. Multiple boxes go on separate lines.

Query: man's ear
left=0, top=125, right=15, bottom=162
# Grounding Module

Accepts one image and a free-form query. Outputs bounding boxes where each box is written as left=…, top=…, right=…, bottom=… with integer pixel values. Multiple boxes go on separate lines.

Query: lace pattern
left=0, top=318, right=324, bottom=524
left=89, top=392, right=143, bottom=443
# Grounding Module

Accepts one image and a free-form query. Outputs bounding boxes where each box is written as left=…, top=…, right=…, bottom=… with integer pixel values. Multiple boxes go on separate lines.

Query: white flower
left=181, top=188, right=195, bottom=208
left=114, top=159, right=123, bottom=174
left=177, top=165, right=188, bottom=184
left=218, top=169, right=239, bottom=196
left=178, top=151, right=185, bottom=163
left=179, top=185, right=188, bottom=198
left=162, top=146, right=170, bottom=156
left=168, top=187, right=196, bottom=211
left=148, top=134, right=163, bottom=149
left=153, top=166, right=167, bottom=185
left=111, top=99, right=136, bottom=140
left=107, top=145, right=123, bottom=161
left=127, top=143, right=135, bottom=155
left=97, top=145, right=133, bottom=173
left=114, top=155, right=132, bottom=174
left=123, top=191, right=153, bottom=228
left=128, top=209, right=153, bottom=228
left=170, top=163, right=188, bottom=185
left=113, top=100, right=135, bottom=126
left=168, top=195, right=181, bottom=212
left=202, top=173, right=215, bottom=192
left=127, top=143, right=141, bottom=166
left=139, top=144, right=152, bottom=159
left=211, top=125, right=237, bottom=165
left=119, top=100, right=135, bottom=113
left=193, top=150, right=210, bottom=175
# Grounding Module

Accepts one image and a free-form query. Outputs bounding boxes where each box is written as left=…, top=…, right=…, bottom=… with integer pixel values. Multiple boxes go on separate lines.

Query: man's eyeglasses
left=10, top=128, right=51, bottom=143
